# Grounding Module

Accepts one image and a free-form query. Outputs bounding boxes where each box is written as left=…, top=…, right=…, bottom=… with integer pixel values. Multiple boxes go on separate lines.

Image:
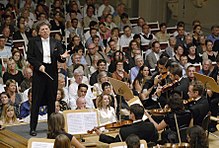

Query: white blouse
left=98, top=106, right=117, bottom=126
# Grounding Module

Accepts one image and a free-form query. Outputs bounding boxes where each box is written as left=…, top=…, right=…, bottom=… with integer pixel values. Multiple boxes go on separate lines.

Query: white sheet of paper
left=31, top=142, right=54, bottom=148
left=111, top=144, right=145, bottom=148
left=66, top=111, right=98, bottom=135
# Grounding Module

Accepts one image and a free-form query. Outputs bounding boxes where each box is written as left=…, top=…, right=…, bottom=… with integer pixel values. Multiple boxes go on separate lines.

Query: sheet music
left=66, top=111, right=98, bottom=135
left=31, top=142, right=54, bottom=148
left=111, top=144, right=145, bottom=148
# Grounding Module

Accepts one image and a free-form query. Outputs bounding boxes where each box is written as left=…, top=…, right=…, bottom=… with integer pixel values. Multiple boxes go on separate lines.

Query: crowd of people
left=0, top=0, right=217, bottom=147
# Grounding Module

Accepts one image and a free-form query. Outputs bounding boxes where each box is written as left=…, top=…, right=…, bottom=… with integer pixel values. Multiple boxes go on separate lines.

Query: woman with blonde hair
left=54, top=134, right=71, bottom=148
left=47, top=112, right=84, bottom=148
left=96, top=94, right=117, bottom=125
left=0, top=104, right=19, bottom=125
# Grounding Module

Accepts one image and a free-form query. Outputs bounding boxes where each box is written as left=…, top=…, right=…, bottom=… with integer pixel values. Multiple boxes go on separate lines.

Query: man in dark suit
left=27, top=21, right=69, bottom=136
left=94, top=104, right=158, bottom=144
left=187, top=81, right=209, bottom=126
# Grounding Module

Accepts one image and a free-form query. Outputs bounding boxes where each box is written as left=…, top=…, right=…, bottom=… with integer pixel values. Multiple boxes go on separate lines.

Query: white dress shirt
left=41, top=37, right=51, bottom=64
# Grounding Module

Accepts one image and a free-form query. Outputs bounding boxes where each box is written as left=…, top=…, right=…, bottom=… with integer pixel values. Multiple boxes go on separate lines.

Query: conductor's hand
left=39, top=65, right=45, bottom=73
left=60, top=50, right=70, bottom=59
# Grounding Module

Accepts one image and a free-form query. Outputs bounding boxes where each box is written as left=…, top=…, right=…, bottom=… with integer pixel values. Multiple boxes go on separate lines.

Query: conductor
left=27, top=21, right=69, bottom=136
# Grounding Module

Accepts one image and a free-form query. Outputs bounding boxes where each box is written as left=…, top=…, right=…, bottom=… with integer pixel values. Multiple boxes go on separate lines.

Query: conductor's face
left=38, top=24, right=50, bottom=39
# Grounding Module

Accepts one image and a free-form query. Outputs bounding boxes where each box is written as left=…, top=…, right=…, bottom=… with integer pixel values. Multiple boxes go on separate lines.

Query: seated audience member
left=202, top=40, right=217, bottom=62
left=94, top=104, right=158, bottom=143
left=11, top=49, right=25, bottom=71
left=0, top=104, right=19, bottom=125
left=0, top=35, right=12, bottom=58
left=56, top=88, right=69, bottom=111
left=132, top=17, right=145, bottom=34
left=108, top=50, right=130, bottom=74
left=196, top=35, right=207, bottom=54
left=187, top=125, right=209, bottom=148
left=145, top=93, right=192, bottom=143
left=155, top=23, right=170, bottom=42
left=140, top=24, right=157, bottom=45
left=173, top=44, right=184, bottom=63
left=98, top=22, right=111, bottom=47
left=174, top=22, right=186, bottom=45
left=55, top=101, right=61, bottom=113
left=113, top=3, right=126, bottom=26
left=118, top=13, right=131, bottom=31
left=92, top=35, right=105, bottom=52
left=101, top=82, right=117, bottom=108
left=125, top=134, right=141, bottom=148
left=58, top=73, right=70, bottom=105
left=192, top=24, right=202, bottom=46
left=13, top=23, right=30, bottom=46
left=199, top=59, right=213, bottom=76
left=98, top=0, right=115, bottom=17
left=54, top=134, right=71, bottom=148
left=146, top=41, right=162, bottom=69
left=85, top=28, right=104, bottom=50
left=0, top=92, right=11, bottom=116
left=187, top=43, right=202, bottom=64
left=83, top=4, right=99, bottom=28
left=93, top=71, right=109, bottom=96
left=3, top=58, right=24, bottom=86
left=96, top=94, right=117, bottom=125
left=20, top=67, right=33, bottom=92
left=90, top=59, right=111, bottom=86
left=179, top=55, right=188, bottom=76
left=133, top=65, right=151, bottom=95
left=120, top=25, right=134, bottom=48
left=47, top=112, right=85, bottom=148
left=187, top=81, right=209, bottom=126
left=130, top=55, right=144, bottom=83
left=112, top=61, right=129, bottom=81
left=20, top=88, right=47, bottom=119
left=207, top=25, right=219, bottom=43
left=76, top=97, right=87, bottom=110
left=105, top=14, right=117, bottom=30
left=165, top=36, right=177, bottom=58
left=69, top=83, right=94, bottom=110
left=85, top=43, right=109, bottom=66
left=5, top=79, right=22, bottom=117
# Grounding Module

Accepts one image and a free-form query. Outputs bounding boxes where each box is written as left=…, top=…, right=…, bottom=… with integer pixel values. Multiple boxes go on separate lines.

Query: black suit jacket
left=189, top=97, right=209, bottom=126
left=27, top=36, right=65, bottom=74
left=99, top=120, right=158, bottom=144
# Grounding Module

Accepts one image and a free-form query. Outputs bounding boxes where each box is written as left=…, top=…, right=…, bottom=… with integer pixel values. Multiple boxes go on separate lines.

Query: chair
left=147, top=21, right=160, bottom=30
left=129, top=17, right=140, bottom=24
left=167, top=26, right=177, bottom=35
left=50, top=29, right=62, bottom=37
left=202, top=112, right=211, bottom=137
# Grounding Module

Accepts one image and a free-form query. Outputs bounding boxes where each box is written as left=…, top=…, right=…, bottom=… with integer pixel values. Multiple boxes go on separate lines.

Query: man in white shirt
left=69, top=69, right=95, bottom=109
left=120, top=26, right=134, bottom=48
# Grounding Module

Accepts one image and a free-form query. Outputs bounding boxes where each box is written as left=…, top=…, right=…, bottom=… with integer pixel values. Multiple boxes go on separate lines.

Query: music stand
left=193, top=72, right=219, bottom=93
left=108, top=78, right=134, bottom=121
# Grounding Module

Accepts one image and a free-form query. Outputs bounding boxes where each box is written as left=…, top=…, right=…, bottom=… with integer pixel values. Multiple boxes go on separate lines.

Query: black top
left=164, top=110, right=192, bottom=131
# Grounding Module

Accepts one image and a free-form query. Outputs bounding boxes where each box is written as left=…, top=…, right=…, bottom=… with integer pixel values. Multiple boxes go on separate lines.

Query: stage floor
left=6, top=122, right=48, bottom=139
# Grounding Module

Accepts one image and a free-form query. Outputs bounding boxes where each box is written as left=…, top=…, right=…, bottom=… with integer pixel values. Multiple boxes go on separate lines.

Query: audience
left=0, top=2, right=216, bottom=147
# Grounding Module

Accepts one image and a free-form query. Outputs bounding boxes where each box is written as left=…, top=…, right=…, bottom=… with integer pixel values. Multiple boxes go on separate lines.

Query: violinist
left=145, top=93, right=192, bottom=144
left=187, top=81, right=209, bottom=126
left=140, top=57, right=172, bottom=109
left=168, top=64, right=189, bottom=100
left=93, top=104, right=158, bottom=144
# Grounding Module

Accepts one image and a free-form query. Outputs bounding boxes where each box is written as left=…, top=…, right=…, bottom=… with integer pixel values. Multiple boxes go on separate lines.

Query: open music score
left=63, top=109, right=99, bottom=135
left=28, top=138, right=54, bottom=148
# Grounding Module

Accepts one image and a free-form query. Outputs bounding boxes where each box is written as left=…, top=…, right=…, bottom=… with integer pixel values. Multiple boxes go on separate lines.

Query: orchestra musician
left=140, top=57, right=172, bottom=109
left=93, top=104, right=158, bottom=144
left=187, top=81, right=209, bottom=126
left=145, top=93, right=192, bottom=143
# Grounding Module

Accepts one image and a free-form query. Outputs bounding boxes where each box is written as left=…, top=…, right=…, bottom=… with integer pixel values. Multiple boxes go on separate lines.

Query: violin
left=161, top=80, right=179, bottom=93
left=87, top=120, right=133, bottom=134
left=183, top=98, right=196, bottom=105
left=148, top=108, right=171, bottom=116
left=153, top=142, right=190, bottom=148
